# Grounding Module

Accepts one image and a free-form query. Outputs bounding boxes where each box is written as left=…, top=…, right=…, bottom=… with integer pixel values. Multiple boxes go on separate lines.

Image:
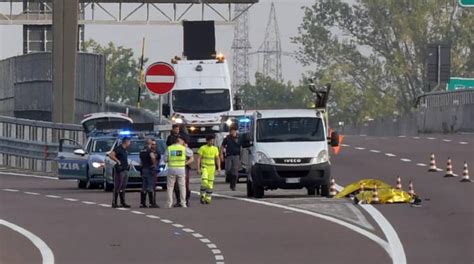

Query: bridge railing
left=0, top=115, right=85, bottom=173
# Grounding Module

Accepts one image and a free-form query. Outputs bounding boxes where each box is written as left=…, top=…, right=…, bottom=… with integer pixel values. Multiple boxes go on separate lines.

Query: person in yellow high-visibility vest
left=197, top=135, right=221, bottom=204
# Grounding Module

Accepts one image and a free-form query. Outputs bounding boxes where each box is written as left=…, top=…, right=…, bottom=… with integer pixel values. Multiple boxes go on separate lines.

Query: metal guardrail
left=417, top=89, right=474, bottom=108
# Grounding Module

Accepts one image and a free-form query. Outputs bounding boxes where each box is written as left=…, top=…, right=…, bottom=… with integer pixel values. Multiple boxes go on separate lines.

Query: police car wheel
left=246, top=179, right=254, bottom=197
left=78, top=180, right=87, bottom=189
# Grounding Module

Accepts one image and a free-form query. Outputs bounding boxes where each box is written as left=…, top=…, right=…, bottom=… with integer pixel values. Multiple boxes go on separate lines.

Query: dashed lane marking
left=370, top=150, right=381, bottom=153
left=182, top=228, right=194, bottom=233
left=146, top=215, right=160, bottom=219
left=63, top=198, right=78, bottom=202
left=131, top=211, right=145, bottom=215
left=398, top=135, right=406, bottom=138
left=427, top=137, right=436, bottom=140
left=193, top=233, right=204, bottom=238
left=459, top=141, right=469, bottom=145
left=81, top=201, right=96, bottom=205
left=442, top=139, right=452, bottom=142
left=24, top=192, right=40, bottom=195
left=2, top=189, right=19, bottom=192
left=436, top=168, right=443, bottom=172
left=215, top=255, right=224, bottom=261
left=412, top=137, right=420, bottom=139
left=212, top=249, right=222, bottom=254
left=45, top=195, right=61, bottom=199
left=173, top=224, right=184, bottom=228
left=0, top=219, right=55, bottom=264
left=207, top=244, right=217, bottom=249
left=161, top=219, right=173, bottom=224
left=99, top=204, right=111, bottom=208
left=200, top=238, right=211, bottom=243
left=416, top=163, right=427, bottom=167
left=341, top=144, right=350, bottom=147
left=400, top=158, right=411, bottom=162
left=117, top=208, right=130, bottom=211
left=385, top=153, right=397, bottom=157
left=355, top=147, right=366, bottom=150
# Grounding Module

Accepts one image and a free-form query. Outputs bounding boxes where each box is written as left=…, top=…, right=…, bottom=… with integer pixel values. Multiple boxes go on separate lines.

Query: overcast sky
left=0, top=0, right=317, bottom=84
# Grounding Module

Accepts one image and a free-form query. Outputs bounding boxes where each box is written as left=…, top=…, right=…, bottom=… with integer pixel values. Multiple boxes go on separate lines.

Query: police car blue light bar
left=239, top=118, right=251, bottom=123
left=119, top=130, right=131, bottom=136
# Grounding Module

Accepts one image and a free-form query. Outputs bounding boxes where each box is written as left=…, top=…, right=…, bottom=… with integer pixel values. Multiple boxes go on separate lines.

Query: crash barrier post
left=0, top=115, right=84, bottom=173
left=329, top=178, right=337, bottom=197
left=444, top=158, right=455, bottom=177
left=429, top=153, right=438, bottom=172
left=408, top=181, right=415, bottom=196
left=460, top=162, right=472, bottom=183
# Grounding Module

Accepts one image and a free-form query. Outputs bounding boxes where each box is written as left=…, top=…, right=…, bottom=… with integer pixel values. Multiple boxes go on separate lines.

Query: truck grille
left=274, top=158, right=312, bottom=165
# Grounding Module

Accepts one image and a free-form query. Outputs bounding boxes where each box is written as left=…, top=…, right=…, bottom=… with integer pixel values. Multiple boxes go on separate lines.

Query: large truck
left=161, top=21, right=233, bottom=148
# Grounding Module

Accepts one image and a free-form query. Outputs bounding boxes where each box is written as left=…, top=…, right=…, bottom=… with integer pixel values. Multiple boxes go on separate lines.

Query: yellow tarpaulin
left=335, top=179, right=414, bottom=204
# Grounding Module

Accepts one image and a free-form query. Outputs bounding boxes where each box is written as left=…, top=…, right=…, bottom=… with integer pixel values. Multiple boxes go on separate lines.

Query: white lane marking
left=117, top=208, right=130, bottom=211
left=207, top=244, right=217, bottom=249
left=212, top=249, right=222, bottom=254
left=82, top=201, right=96, bottom=205
left=416, top=163, right=427, bottom=167
left=341, top=144, right=350, bottom=147
left=131, top=211, right=145, bottom=215
left=161, top=219, right=173, bottom=224
left=215, top=255, right=224, bottom=261
left=63, top=198, right=78, bottom=202
left=400, top=158, right=411, bottom=162
left=370, top=150, right=381, bottom=153
left=216, top=262, right=225, bottom=264
left=204, top=192, right=393, bottom=263
left=200, top=238, right=211, bottom=243
left=193, top=233, right=204, bottom=238
left=398, top=135, right=406, bottom=138
left=146, top=215, right=160, bottom=219
left=24, top=192, right=40, bottom=195
left=0, top=219, right=55, bottom=264
left=385, top=153, right=397, bottom=157
left=355, top=147, right=366, bottom=150
left=45, top=195, right=61, bottom=199
left=442, top=139, right=452, bottom=142
left=0, top=172, right=58, bottom=180
left=427, top=137, right=436, bottom=140
left=2, top=188, right=19, bottom=192
left=412, top=137, right=420, bottom=139
left=361, top=205, right=406, bottom=264
left=99, top=204, right=111, bottom=208
left=436, top=168, right=443, bottom=172
left=459, top=141, right=468, bottom=145
left=172, top=224, right=184, bottom=228
left=182, top=228, right=194, bottom=233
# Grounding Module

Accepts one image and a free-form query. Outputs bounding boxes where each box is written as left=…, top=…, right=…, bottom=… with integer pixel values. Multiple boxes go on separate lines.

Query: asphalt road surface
left=1, top=133, right=473, bottom=264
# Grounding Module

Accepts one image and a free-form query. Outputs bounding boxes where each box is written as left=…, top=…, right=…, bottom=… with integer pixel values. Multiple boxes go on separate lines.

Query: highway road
left=1, top=134, right=473, bottom=264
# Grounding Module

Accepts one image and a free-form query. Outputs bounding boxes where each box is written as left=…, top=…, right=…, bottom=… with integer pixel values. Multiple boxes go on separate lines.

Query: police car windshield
left=257, top=118, right=325, bottom=142
left=172, top=89, right=231, bottom=113
left=125, top=139, right=167, bottom=155
left=91, top=139, right=115, bottom=153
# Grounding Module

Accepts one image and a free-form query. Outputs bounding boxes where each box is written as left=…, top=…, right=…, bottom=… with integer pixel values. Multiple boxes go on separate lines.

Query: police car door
left=56, top=139, right=88, bottom=180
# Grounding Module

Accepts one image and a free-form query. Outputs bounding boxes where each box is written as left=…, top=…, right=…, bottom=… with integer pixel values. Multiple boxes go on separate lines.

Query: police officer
left=220, top=125, right=242, bottom=191
left=165, top=136, right=194, bottom=208
left=197, top=135, right=221, bottom=204
left=166, top=124, right=190, bottom=147
left=139, top=139, right=159, bottom=208
left=109, top=137, right=131, bottom=208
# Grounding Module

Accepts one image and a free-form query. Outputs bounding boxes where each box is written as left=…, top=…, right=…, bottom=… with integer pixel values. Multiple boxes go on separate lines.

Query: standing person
left=197, top=135, right=221, bottom=204
left=165, top=136, right=194, bottom=208
left=174, top=144, right=193, bottom=207
left=166, top=124, right=190, bottom=147
left=220, top=126, right=242, bottom=191
left=139, top=139, right=159, bottom=208
left=109, top=137, right=132, bottom=208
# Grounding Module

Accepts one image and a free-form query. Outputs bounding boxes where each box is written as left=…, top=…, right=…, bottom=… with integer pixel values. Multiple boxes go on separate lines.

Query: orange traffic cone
left=460, top=162, right=472, bottom=183
left=396, top=176, right=402, bottom=190
left=329, top=178, right=337, bottom=197
left=371, top=184, right=380, bottom=204
left=408, top=181, right=415, bottom=196
left=444, top=158, right=455, bottom=177
left=428, top=153, right=438, bottom=172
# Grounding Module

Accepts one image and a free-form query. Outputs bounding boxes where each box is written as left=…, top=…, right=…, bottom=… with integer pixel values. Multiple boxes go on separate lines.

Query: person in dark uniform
left=166, top=124, right=190, bottom=147
left=139, top=138, right=159, bottom=208
left=220, top=125, right=242, bottom=191
left=109, top=137, right=131, bottom=208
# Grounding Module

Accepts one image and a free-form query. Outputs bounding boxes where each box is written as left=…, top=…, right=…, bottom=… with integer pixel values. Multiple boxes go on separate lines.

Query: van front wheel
left=321, top=184, right=330, bottom=197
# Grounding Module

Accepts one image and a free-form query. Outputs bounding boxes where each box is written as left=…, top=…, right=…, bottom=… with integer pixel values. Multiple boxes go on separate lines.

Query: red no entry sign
left=145, top=62, right=176, bottom=95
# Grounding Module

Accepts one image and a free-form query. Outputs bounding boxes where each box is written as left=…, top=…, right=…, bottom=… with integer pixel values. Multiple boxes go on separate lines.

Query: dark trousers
left=174, top=166, right=190, bottom=204
left=226, top=155, right=240, bottom=188
left=141, top=167, right=156, bottom=192
left=114, top=170, right=128, bottom=192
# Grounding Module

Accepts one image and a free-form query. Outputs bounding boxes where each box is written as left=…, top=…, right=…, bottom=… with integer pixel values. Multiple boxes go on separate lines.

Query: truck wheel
left=321, top=184, right=330, bottom=197
left=307, top=187, right=316, bottom=196
left=246, top=179, right=254, bottom=197
left=253, top=184, right=264, bottom=199
left=78, top=180, right=87, bottom=189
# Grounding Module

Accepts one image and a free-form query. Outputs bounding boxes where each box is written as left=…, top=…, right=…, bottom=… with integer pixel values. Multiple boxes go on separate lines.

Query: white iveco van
left=242, top=109, right=339, bottom=198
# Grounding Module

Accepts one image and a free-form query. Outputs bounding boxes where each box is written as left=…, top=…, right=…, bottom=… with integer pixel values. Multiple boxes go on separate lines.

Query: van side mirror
left=162, top=104, right=171, bottom=117
left=330, top=131, right=339, bottom=147
left=74, top=149, right=87, bottom=156
left=241, top=133, right=252, bottom=148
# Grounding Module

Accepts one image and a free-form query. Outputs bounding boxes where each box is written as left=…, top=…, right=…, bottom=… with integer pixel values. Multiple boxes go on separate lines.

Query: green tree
left=293, top=0, right=474, bottom=114
left=83, top=40, right=158, bottom=111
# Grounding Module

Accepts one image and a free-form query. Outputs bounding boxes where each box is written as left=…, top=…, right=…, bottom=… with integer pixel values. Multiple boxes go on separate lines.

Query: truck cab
left=241, top=109, right=339, bottom=198
left=162, top=57, right=233, bottom=148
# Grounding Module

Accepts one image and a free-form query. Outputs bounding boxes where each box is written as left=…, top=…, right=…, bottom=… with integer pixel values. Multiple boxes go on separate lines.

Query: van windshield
left=172, top=89, right=231, bottom=113
left=257, top=118, right=325, bottom=142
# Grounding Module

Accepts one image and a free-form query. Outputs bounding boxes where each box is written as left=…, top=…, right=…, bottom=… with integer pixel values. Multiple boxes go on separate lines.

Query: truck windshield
left=172, top=89, right=231, bottom=113
left=257, top=118, right=325, bottom=142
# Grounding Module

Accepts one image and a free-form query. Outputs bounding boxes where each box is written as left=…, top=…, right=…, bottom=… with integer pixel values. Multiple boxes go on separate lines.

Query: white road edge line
left=0, top=172, right=58, bottom=180
left=198, top=191, right=405, bottom=264
left=0, top=219, right=55, bottom=264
